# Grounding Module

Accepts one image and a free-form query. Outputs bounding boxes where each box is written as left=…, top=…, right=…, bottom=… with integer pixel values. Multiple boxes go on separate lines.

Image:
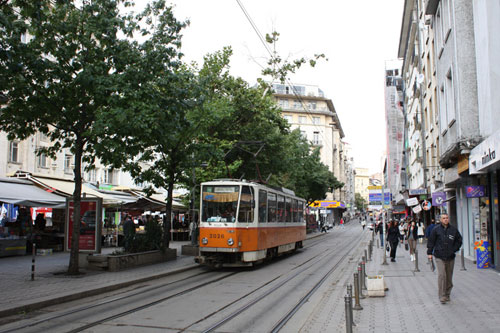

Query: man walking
left=427, top=213, right=462, bottom=304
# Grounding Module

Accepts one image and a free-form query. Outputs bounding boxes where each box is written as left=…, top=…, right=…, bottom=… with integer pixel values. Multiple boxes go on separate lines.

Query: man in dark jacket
left=427, top=213, right=462, bottom=304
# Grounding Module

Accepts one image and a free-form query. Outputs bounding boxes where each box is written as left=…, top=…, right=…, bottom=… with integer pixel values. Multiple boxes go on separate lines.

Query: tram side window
left=285, top=197, right=292, bottom=222
left=278, top=195, right=285, bottom=222
left=298, top=202, right=304, bottom=223
left=293, top=199, right=298, bottom=222
left=268, top=192, right=277, bottom=222
left=238, top=186, right=254, bottom=223
left=259, top=190, right=267, bottom=223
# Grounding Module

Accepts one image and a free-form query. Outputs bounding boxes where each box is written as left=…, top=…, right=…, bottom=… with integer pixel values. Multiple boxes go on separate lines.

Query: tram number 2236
left=209, top=233, right=225, bottom=239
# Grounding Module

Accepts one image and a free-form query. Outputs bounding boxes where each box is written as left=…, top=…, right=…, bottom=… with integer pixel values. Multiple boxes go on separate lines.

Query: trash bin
left=366, top=275, right=385, bottom=297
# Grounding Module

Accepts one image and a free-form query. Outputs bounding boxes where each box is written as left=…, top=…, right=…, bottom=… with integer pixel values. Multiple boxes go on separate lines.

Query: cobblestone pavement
left=1, top=224, right=500, bottom=333
left=348, top=231, right=500, bottom=333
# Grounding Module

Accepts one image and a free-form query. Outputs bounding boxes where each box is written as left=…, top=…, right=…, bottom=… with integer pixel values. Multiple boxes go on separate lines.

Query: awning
left=0, top=178, right=66, bottom=208
left=121, top=190, right=186, bottom=211
left=27, top=176, right=121, bottom=206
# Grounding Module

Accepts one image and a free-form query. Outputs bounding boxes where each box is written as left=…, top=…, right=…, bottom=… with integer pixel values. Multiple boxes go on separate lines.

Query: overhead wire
left=234, top=0, right=336, bottom=154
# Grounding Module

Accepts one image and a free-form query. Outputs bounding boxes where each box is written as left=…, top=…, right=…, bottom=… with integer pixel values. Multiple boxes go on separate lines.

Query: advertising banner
left=66, top=198, right=102, bottom=253
left=412, top=205, right=422, bottom=214
left=475, top=240, right=492, bottom=269
left=465, top=186, right=486, bottom=198
left=431, top=192, right=446, bottom=206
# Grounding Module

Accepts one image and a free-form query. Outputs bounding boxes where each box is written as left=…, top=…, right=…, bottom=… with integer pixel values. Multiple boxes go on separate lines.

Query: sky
left=153, top=0, right=405, bottom=174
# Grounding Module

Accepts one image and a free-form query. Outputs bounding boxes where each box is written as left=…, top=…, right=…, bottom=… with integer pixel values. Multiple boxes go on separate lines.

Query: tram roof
left=202, top=179, right=301, bottom=199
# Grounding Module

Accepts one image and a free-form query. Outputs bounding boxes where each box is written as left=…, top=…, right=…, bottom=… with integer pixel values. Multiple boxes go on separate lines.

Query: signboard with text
left=465, top=186, right=486, bottom=198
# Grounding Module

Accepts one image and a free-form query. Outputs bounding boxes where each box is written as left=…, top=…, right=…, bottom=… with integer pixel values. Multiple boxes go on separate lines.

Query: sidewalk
left=0, top=241, right=198, bottom=318
left=354, top=233, right=500, bottom=332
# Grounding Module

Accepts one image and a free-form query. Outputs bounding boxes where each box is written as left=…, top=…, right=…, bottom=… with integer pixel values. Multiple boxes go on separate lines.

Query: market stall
left=0, top=178, right=66, bottom=257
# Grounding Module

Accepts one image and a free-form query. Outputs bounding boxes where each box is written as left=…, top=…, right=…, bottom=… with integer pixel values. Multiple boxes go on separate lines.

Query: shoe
left=444, top=296, right=450, bottom=302
left=440, top=297, right=447, bottom=304
left=391, top=258, right=396, bottom=262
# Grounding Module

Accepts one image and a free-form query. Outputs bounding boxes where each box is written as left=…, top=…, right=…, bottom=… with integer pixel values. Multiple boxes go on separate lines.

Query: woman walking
left=406, top=220, right=418, bottom=261
left=387, top=220, right=401, bottom=262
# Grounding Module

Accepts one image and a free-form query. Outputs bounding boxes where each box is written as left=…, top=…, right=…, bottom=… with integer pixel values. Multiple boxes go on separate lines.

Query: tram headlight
left=227, top=238, right=234, bottom=246
left=202, top=237, right=208, bottom=245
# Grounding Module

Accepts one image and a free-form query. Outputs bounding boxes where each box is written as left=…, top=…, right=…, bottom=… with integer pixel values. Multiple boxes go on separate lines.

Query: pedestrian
left=417, top=221, right=425, bottom=243
left=387, top=220, right=401, bottom=262
left=376, top=221, right=384, bottom=246
left=427, top=213, right=463, bottom=304
left=425, top=219, right=436, bottom=239
left=406, top=221, right=418, bottom=261
left=123, top=215, right=136, bottom=251
left=361, top=219, right=366, bottom=230
left=340, top=218, right=344, bottom=228
left=320, top=220, right=327, bottom=233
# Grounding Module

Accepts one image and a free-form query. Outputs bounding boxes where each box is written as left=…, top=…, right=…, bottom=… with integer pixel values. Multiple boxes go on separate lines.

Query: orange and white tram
left=195, top=179, right=306, bottom=267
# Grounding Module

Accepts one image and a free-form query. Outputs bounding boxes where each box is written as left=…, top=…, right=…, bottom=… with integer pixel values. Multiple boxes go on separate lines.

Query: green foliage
left=127, top=219, right=164, bottom=253
left=355, top=193, right=367, bottom=211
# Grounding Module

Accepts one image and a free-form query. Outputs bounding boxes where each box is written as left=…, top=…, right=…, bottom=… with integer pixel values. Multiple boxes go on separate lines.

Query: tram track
left=196, top=230, right=365, bottom=332
left=0, top=230, right=364, bottom=333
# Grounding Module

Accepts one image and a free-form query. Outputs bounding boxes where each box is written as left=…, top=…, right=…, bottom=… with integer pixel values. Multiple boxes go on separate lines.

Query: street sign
left=406, top=197, right=419, bottom=206
left=412, top=205, right=422, bottom=213
left=422, top=200, right=431, bottom=211
left=432, top=192, right=446, bottom=206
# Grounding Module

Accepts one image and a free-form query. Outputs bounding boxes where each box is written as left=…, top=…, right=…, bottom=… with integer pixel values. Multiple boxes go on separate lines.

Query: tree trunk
left=163, top=176, right=175, bottom=249
left=67, top=140, right=83, bottom=275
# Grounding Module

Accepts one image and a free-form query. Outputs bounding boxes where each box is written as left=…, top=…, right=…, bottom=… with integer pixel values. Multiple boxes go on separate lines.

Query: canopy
left=27, top=176, right=121, bottom=206
left=0, top=178, right=66, bottom=208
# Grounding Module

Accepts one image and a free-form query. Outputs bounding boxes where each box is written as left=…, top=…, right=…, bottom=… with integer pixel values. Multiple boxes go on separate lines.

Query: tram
left=195, top=179, right=307, bottom=267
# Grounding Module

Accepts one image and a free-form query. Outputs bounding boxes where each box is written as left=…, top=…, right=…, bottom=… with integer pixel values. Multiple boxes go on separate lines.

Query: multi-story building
left=272, top=83, right=346, bottom=201
left=355, top=167, right=370, bottom=204
left=467, top=0, right=500, bottom=268
left=383, top=63, right=405, bottom=209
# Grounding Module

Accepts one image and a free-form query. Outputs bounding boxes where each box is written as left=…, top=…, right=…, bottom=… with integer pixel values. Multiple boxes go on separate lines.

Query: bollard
left=414, top=248, right=420, bottom=272
left=368, top=241, right=372, bottom=261
left=353, top=273, right=363, bottom=310
left=382, top=242, right=388, bottom=265
left=345, top=295, right=353, bottom=333
left=460, top=248, right=467, bottom=271
left=361, top=258, right=367, bottom=290
left=31, top=243, right=36, bottom=281
left=346, top=285, right=356, bottom=327
left=376, top=238, right=380, bottom=249
left=357, top=264, right=366, bottom=299
left=364, top=249, right=368, bottom=262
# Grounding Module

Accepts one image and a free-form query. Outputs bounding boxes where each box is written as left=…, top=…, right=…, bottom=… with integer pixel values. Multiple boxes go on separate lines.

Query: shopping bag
left=430, top=257, right=435, bottom=272
left=405, top=242, right=409, bottom=251
left=386, top=244, right=390, bottom=252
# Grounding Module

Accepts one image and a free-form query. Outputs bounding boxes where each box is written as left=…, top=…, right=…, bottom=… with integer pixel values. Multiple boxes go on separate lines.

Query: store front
left=469, top=129, right=500, bottom=269
left=0, top=178, right=66, bottom=257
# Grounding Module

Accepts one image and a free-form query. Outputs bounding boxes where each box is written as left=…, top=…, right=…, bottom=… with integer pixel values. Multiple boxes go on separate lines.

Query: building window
left=300, top=130, right=307, bottom=139
left=104, top=169, right=114, bottom=184
left=283, top=115, right=292, bottom=123
left=445, top=68, right=455, bottom=126
left=279, top=99, right=289, bottom=108
left=312, top=132, right=321, bottom=145
left=299, top=116, right=306, bottom=124
left=8, top=141, right=19, bottom=162
left=87, top=169, right=97, bottom=182
left=38, top=153, right=47, bottom=168
left=64, top=154, right=73, bottom=174
left=308, top=101, right=317, bottom=110
left=293, top=100, right=302, bottom=109
left=312, top=116, right=320, bottom=125
left=439, top=85, right=446, bottom=134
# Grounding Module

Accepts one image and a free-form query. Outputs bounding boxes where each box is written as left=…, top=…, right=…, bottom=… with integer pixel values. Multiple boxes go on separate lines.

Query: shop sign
left=465, top=185, right=486, bottom=198
left=469, top=128, right=500, bottom=174
left=422, top=200, right=431, bottom=211
left=431, top=192, right=446, bottom=206
left=412, top=205, right=422, bottom=213
left=406, top=197, right=419, bottom=206
left=409, top=188, right=427, bottom=195
left=457, top=154, right=469, bottom=174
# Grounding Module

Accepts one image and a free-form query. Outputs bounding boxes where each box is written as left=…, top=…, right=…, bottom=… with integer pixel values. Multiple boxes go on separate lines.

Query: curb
left=0, top=264, right=199, bottom=319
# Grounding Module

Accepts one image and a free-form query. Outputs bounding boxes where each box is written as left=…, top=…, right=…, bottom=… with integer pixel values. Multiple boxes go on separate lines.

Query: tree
left=0, top=0, right=184, bottom=273
left=355, top=193, right=367, bottom=212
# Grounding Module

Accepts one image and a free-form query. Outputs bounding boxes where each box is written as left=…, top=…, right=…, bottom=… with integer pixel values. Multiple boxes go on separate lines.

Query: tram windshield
left=202, top=185, right=239, bottom=223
